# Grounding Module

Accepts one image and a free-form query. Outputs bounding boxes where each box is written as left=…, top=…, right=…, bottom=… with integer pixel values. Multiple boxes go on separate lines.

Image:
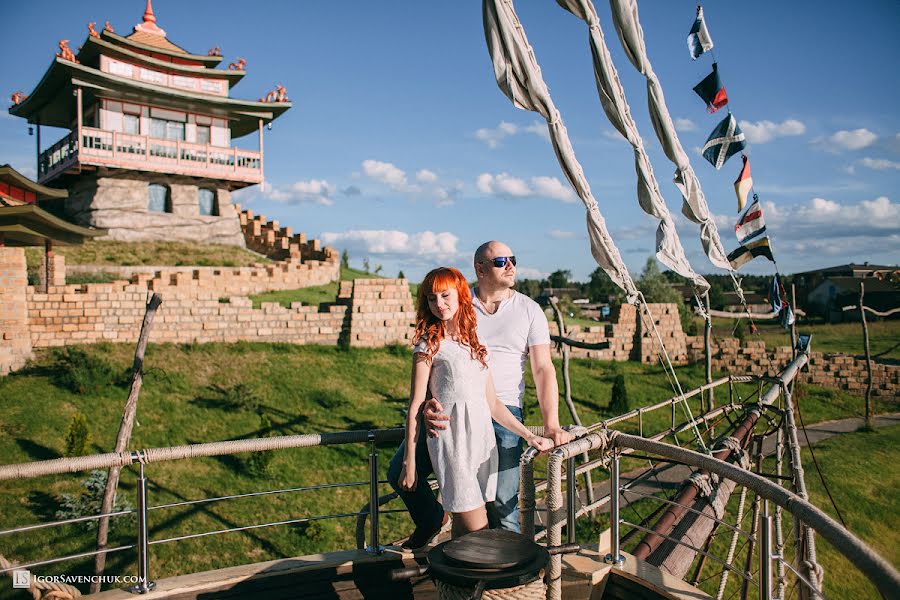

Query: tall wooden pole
left=860, top=282, right=873, bottom=429
left=548, top=297, right=595, bottom=511
left=92, top=293, right=162, bottom=592
left=703, top=292, right=714, bottom=413
left=790, top=284, right=798, bottom=359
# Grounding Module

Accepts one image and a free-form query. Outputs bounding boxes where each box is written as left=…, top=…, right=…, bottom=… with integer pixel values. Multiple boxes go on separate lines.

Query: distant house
left=536, top=287, right=586, bottom=305
left=722, top=291, right=770, bottom=314
left=795, top=263, right=899, bottom=307
left=807, top=276, right=899, bottom=323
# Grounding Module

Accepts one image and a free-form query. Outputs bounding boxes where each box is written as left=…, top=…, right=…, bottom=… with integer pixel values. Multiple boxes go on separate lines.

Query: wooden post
left=36, top=120, right=42, bottom=178
left=704, top=292, right=714, bottom=413
left=92, top=293, right=162, bottom=592
left=43, top=239, right=53, bottom=293
left=860, top=282, right=873, bottom=429
left=790, top=284, right=798, bottom=359
left=548, top=297, right=595, bottom=511
left=258, top=119, right=265, bottom=188
left=76, top=87, right=83, bottom=151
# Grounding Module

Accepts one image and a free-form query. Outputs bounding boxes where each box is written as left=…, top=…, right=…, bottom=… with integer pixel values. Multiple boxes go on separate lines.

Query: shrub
left=64, top=412, right=91, bottom=457
left=244, top=412, right=275, bottom=477
left=55, top=470, right=135, bottom=531
left=52, top=347, right=123, bottom=395
left=608, top=374, right=629, bottom=415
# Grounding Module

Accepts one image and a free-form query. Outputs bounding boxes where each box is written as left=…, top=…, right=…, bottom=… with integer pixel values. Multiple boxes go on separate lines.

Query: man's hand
left=424, top=397, right=450, bottom=438
left=543, top=426, right=573, bottom=446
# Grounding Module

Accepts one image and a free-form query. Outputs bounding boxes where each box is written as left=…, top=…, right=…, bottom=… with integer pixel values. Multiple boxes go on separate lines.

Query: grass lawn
left=0, top=344, right=894, bottom=594
left=24, top=240, right=272, bottom=271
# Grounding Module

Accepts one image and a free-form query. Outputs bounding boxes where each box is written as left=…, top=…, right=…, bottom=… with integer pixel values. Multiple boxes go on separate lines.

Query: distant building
left=795, top=263, right=899, bottom=307
left=807, top=276, right=899, bottom=323
left=8, top=1, right=290, bottom=246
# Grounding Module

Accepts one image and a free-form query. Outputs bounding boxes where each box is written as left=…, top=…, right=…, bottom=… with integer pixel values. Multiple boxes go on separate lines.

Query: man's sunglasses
left=482, top=256, right=516, bottom=268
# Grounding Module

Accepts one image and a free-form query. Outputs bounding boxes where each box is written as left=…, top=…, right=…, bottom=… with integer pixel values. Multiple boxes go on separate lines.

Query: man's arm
left=529, top=343, right=573, bottom=445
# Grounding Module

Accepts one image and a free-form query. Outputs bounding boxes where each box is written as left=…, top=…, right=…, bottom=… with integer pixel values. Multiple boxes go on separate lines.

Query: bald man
left=388, top=241, right=572, bottom=547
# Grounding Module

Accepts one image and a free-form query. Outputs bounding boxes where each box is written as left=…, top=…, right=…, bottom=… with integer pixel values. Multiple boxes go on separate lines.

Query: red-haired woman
left=398, top=267, right=553, bottom=538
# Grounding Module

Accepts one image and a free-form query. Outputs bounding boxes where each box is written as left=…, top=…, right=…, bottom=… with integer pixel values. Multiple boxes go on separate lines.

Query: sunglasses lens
left=492, top=256, right=516, bottom=268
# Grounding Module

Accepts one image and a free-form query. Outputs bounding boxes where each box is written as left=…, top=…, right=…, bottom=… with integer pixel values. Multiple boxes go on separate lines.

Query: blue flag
left=687, top=7, right=714, bottom=60
left=770, top=275, right=783, bottom=314
left=702, top=113, right=746, bottom=170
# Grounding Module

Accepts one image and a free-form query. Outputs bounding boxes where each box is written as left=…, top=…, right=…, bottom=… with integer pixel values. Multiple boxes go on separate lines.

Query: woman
left=398, top=267, right=553, bottom=538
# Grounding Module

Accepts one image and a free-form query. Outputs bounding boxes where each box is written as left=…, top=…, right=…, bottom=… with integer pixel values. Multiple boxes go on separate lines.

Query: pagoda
left=8, top=1, right=291, bottom=246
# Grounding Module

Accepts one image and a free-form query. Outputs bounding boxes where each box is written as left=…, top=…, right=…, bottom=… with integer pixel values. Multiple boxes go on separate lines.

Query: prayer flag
left=734, top=154, right=753, bottom=211
left=727, top=237, right=774, bottom=270
left=702, top=113, right=746, bottom=170
left=693, top=63, right=728, bottom=113
left=770, top=275, right=783, bottom=314
left=687, top=7, right=714, bottom=60
left=734, top=197, right=766, bottom=244
left=781, top=304, right=795, bottom=330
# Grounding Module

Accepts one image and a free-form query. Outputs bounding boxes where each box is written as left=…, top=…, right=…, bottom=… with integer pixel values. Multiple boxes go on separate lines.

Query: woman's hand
left=399, top=463, right=417, bottom=492
left=526, top=435, right=554, bottom=453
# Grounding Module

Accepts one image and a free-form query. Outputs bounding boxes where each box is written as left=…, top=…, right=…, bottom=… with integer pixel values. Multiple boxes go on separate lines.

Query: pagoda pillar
left=258, top=119, right=265, bottom=187
left=0, top=246, right=33, bottom=375
left=76, top=87, right=83, bottom=146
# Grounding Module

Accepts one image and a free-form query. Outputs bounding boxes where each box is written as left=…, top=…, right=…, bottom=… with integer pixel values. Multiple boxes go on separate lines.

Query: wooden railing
left=39, top=127, right=262, bottom=184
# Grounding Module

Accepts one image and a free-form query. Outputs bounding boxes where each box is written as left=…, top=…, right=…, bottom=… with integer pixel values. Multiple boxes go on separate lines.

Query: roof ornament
left=87, top=22, right=100, bottom=38
left=55, top=40, right=79, bottom=64
left=134, top=0, right=166, bottom=37
left=260, top=85, right=289, bottom=103
left=207, top=46, right=221, bottom=57
left=228, top=57, right=246, bottom=71
left=10, top=91, right=27, bottom=105
left=104, top=21, right=114, bottom=33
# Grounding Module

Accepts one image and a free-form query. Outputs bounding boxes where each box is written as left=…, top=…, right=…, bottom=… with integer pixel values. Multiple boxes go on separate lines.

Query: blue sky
left=2, top=1, right=898, bottom=282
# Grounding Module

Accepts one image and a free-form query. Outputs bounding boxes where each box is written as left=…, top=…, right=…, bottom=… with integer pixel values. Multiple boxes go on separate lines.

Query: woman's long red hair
left=413, top=267, right=487, bottom=367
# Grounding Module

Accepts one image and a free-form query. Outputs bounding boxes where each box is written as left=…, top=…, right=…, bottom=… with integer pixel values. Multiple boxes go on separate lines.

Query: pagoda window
left=123, top=114, right=140, bottom=135
left=196, top=125, right=211, bottom=145
left=139, top=68, right=166, bottom=85
left=148, top=184, right=172, bottom=213
left=198, top=188, right=218, bottom=216
left=150, top=118, right=185, bottom=141
left=109, top=60, right=134, bottom=78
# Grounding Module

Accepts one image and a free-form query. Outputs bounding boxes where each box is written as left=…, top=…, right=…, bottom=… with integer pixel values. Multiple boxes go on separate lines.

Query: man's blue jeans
left=387, top=406, right=524, bottom=533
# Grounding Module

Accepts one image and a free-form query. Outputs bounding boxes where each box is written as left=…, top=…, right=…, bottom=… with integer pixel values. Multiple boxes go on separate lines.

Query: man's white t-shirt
left=473, top=290, right=551, bottom=409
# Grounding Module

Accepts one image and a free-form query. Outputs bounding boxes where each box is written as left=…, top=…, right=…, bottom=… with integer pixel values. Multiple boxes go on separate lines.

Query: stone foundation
left=0, top=248, right=33, bottom=375
left=64, top=174, right=245, bottom=246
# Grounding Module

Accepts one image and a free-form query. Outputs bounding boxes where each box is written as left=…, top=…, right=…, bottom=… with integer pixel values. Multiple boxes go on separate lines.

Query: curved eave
left=77, top=36, right=245, bottom=84
left=100, top=30, right=222, bottom=66
left=9, top=59, right=291, bottom=138
left=0, top=204, right=106, bottom=246
left=0, top=164, right=67, bottom=200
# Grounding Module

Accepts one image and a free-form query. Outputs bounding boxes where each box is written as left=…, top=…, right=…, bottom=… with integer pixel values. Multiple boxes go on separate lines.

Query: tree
left=398, top=270, right=406, bottom=280
left=588, top=267, right=622, bottom=303
left=340, top=249, right=349, bottom=269
left=637, top=257, right=681, bottom=304
left=515, top=279, right=542, bottom=299
left=548, top=269, right=571, bottom=289
left=374, top=264, right=383, bottom=275
left=363, top=258, right=370, bottom=274
left=64, top=412, right=91, bottom=457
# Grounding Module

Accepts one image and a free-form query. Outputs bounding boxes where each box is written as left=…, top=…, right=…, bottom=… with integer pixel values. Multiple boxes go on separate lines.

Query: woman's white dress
left=415, top=338, right=498, bottom=513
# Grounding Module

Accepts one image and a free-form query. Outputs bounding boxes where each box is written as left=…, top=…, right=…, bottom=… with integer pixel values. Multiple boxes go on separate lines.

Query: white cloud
left=475, top=120, right=548, bottom=148
left=674, top=118, right=696, bottom=133
left=263, top=179, right=335, bottom=205
left=517, top=267, right=550, bottom=279
left=416, top=169, right=438, bottom=183
left=738, top=119, right=806, bottom=144
left=362, top=159, right=408, bottom=189
left=858, top=157, right=900, bottom=171
left=814, top=128, right=878, bottom=152
left=320, top=229, right=459, bottom=257
left=548, top=229, right=577, bottom=240
left=602, top=130, right=626, bottom=143
left=477, top=172, right=575, bottom=203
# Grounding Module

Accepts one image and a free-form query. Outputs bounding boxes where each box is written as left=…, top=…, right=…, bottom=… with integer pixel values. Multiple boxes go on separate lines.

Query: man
left=387, top=240, right=572, bottom=547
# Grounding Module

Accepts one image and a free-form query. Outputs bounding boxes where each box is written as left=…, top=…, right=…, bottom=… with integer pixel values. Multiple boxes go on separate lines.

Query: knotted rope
left=0, top=555, right=81, bottom=599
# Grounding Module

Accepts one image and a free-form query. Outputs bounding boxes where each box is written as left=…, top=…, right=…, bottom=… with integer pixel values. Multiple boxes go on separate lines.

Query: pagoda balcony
left=38, top=127, right=263, bottom=187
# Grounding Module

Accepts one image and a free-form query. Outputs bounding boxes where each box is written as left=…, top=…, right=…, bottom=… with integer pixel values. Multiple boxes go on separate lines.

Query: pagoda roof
left=9, top=58, right=290, bottom=139
left=101, top=29, right=223, bottom=67
left=76, top=35, right=244, bottom=84
left=0, top=165, right=67, bottom=202
left=0, top=204, right=105, bottom=247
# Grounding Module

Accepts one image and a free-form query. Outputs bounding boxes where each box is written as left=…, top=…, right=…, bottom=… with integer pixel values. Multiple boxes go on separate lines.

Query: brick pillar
left=39, top=243, right=66, bottom=292
left=0, top=247, right=33, bottom=375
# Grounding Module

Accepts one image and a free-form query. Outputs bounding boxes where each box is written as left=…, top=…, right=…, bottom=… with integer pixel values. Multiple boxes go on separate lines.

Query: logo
left=12, top=570, right=31, bottom=589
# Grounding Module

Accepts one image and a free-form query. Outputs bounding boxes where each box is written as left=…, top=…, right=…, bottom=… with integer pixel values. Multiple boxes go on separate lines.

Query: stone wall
left=0, top=248, right=32, bottom=375
left=237, top=206, right=332, bottom=263
left=64, top=174, right=245, bottom=246
left=24, top=277, right=415, bottom=350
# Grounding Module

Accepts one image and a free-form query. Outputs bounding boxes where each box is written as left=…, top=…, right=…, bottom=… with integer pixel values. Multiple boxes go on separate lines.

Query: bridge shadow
left=15, top=438, right=61, bottom=461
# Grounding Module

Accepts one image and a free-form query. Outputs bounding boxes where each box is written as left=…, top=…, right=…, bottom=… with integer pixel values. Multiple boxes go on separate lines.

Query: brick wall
left=0, top=248, right=33, bottom=375
left=346, top=278, right=415, bottom=347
